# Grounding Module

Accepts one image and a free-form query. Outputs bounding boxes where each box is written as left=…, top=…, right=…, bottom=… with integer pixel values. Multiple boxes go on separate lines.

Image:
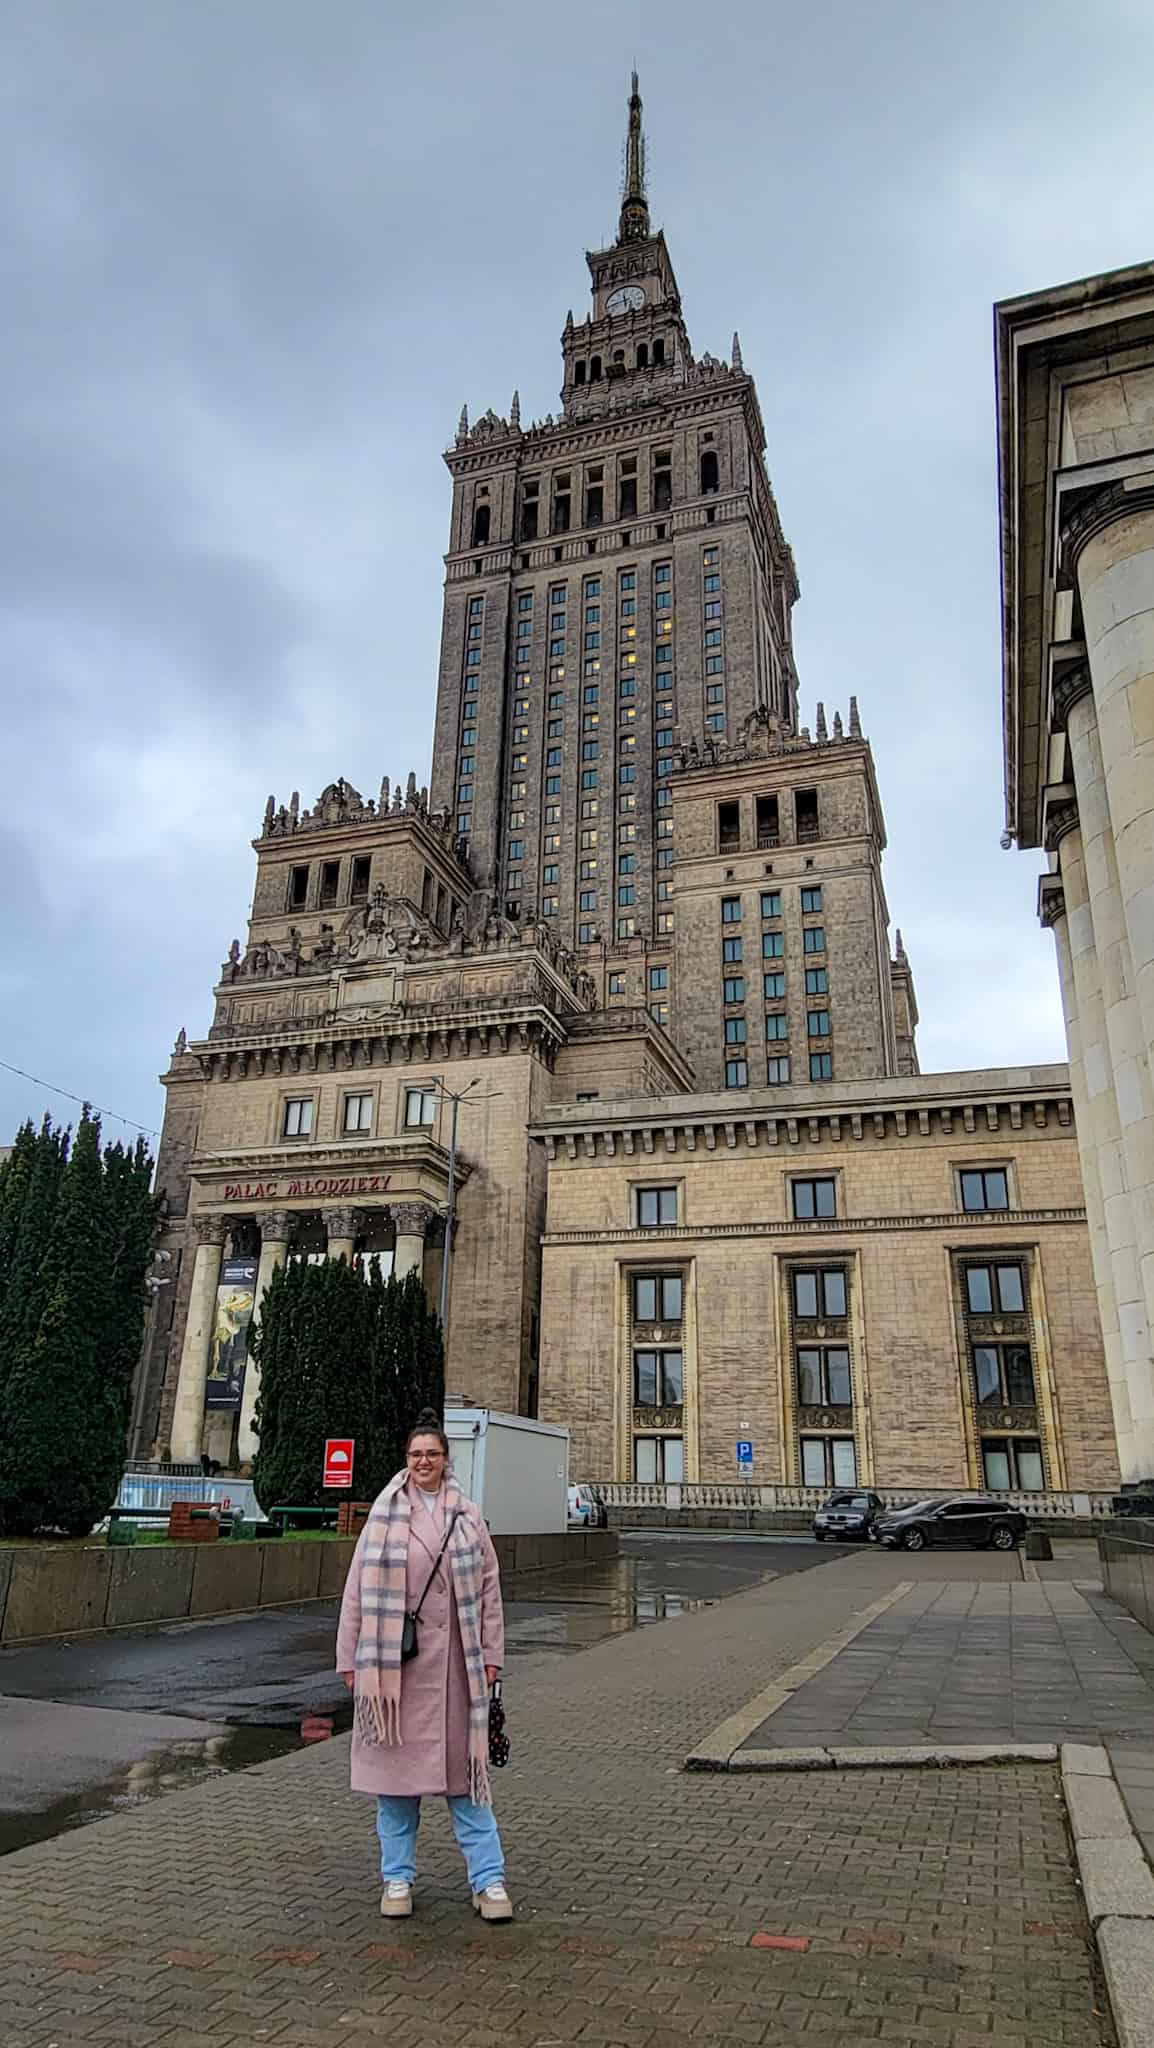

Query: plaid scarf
left=353, top=1469, right=492, bottom=1806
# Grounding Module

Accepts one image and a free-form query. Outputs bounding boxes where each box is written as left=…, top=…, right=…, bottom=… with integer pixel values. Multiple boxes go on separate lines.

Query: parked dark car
left=874, top=1496, right=1028, bottom=1552
left=812, top=1489, right=884, bottom=1542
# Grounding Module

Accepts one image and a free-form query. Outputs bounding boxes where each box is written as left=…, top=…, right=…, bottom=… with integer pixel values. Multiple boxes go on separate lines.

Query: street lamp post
left=429, top=1077, right=496, bottom=1360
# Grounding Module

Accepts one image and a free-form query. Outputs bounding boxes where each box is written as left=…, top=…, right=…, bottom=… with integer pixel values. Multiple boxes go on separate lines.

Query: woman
left=336, top=1409, right=512, bottom=1922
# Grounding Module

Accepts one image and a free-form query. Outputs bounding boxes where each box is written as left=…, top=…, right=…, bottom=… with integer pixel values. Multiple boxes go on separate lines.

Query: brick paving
left=0, top=1548, right=1113, bottom=2048
left=741, top=1575, right=1154, bottom=1752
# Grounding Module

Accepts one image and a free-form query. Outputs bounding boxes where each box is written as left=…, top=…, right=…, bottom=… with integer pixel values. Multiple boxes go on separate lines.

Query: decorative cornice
left=1043, top=797, right=1080, bottom=853
left=1049, top=664, right=1092, bottom=735
left=1059, top=478, right=1154, bottom=578
left=1038, top=876, right=1067, bottom=930
left=542, top=1207, right=1086, bottom=1246
left=187, top=1001, right=571, bottom=1083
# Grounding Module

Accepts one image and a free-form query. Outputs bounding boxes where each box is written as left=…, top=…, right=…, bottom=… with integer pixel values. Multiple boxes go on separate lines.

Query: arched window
left=574, top=360, right=587, bottom=386
left=636, top=343, right=649, bottom=369
left=590, top=356, right=602, bottom=381
left=472, top=502, right=491, bottom=547
left=700, top=450, right=720, bottom=496
left=652, top=337, right=666, bottom=366
left=613, top=348, right=625, bottom=364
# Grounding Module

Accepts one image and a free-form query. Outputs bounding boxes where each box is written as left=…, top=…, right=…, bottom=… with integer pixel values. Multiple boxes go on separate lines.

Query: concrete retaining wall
left=609, top=1506, right=1107, bottom=1537
left=0, top=1527, right=618, bottom=1645
left=1100, top=1520, right=1154, bottom=1633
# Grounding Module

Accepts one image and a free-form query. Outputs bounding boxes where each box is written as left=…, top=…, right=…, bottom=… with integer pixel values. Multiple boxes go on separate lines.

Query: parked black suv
left=874, top=1496, right=1028, bottom=1552
left=812, top=1490, right=884, bottom=1542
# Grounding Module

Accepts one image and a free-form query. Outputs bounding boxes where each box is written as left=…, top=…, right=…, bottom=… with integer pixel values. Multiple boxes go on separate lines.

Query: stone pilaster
left=1066, top=687, right=1154, bottom=1472
left=1045, top=857, right=1132, bottom=1471
left=237, top=1210, right=292, bottom=1465
left=169, top=1215, right=226, bottom=1463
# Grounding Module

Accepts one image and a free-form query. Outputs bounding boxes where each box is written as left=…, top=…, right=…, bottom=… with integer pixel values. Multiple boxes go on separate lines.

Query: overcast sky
left=3, top=0, right=1153, bottom=1147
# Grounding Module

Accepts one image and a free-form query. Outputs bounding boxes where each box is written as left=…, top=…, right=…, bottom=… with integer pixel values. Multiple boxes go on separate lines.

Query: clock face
left=606, top=284, right=646, bottom=316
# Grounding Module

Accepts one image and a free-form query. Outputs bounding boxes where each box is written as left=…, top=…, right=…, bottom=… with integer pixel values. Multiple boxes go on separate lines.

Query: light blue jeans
left=375, top=1794, right=505, bottom=1893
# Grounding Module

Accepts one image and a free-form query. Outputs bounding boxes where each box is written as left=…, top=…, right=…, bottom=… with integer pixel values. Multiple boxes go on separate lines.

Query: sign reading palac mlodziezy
left=204, top=1256, right=258, bottom=1411
left=221, top=1174, right=391, bottom=1202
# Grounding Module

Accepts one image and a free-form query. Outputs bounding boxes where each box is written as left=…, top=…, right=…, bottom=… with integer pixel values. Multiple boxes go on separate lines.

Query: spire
left=849, top=695, right=862, bottom=738
left=815, top=701, right=828, bottom=741
left=618, top=71, right=650, bottom=244
left=510, top=389, right=520, bottom=429
left=732, top=331, right=743, bottom=371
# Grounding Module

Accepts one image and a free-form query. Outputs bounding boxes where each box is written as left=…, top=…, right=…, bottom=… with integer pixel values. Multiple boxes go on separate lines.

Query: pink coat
left=336, top=1484, right=505, bottom=1798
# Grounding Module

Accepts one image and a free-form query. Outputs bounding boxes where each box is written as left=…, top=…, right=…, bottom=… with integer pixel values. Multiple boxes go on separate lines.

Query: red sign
left=323, top=1438, right=355, bottom=1490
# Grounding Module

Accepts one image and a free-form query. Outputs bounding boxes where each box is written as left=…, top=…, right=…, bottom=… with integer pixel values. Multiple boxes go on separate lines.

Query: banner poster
left=204, top=1255, right=258, bottom=1411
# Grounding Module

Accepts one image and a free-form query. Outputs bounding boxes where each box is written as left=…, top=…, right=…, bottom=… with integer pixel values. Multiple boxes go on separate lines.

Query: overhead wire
left=0, top=1057, right=160, bottom=1139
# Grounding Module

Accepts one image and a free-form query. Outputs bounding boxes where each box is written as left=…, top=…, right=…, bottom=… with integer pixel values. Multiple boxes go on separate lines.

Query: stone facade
left=134, top=81, right=1118, bottom=1501
left=534, top=1068, right=1115, bottom=1492
left=997, top=258, right=1154, bottom=1480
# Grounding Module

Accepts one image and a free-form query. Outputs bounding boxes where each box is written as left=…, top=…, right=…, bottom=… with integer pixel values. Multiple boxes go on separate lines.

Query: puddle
left=0, top=1723, right=301, bottom=1859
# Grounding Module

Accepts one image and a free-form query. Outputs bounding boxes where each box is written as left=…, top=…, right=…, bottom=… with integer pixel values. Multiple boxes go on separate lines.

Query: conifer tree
left=0, top=1118, right=69, bottom=1412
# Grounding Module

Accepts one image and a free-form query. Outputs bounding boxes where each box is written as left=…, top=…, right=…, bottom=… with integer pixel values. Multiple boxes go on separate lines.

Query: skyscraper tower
left=430, top=76, right=801, bottom=1002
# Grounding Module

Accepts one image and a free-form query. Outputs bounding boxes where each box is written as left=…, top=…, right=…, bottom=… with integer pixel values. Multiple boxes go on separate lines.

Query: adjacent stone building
left=133, top=81, right=1119, bottom=1500
left=997, top=258, right=1154, bottom=1482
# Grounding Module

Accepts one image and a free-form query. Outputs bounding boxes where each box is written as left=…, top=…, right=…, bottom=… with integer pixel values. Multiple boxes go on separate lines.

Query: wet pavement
left=0, top=1532, right=835, bottom=1854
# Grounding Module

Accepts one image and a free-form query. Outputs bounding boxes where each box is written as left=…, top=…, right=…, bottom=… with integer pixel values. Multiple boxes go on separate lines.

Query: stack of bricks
left=337, top=1500, right=372, bottom=1538
left=167, top=1500, right=221, bottom=1543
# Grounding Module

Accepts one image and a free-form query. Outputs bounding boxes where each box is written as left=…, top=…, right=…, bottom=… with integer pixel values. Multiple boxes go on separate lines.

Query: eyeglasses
left=409, top=1451, right=444, bottom=1462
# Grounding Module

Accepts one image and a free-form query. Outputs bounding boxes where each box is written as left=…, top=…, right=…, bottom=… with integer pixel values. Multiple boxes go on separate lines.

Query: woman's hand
left=485, top=1666, right=499, bottom=1687
left=340, top=1670, right=354, bottom=1692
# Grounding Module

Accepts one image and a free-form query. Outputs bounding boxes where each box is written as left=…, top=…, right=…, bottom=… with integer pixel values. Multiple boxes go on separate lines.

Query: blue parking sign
left=736, top=1440, right=754, bottom=1466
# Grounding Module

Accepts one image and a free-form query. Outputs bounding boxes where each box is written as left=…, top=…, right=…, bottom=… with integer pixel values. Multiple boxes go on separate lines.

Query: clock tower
left=430, top=75, right=801, bottom=1019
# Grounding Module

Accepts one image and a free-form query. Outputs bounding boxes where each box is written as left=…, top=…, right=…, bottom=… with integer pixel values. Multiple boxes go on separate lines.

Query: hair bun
left=414, top=1406, right=442, bottom=1428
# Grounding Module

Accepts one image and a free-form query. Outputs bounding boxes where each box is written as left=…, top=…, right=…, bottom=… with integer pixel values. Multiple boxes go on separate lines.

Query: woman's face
left=407, top=1433, right=448, bottom=1487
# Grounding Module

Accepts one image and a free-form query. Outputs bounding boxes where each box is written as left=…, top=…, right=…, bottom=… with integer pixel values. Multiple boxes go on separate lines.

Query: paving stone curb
left=723, top=1742, right=1060, bottom=1772
left=1061, top=1742, right=1154, bottom=2048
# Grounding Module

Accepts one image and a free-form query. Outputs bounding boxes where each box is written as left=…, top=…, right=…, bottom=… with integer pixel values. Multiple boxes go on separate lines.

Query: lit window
left=283, top=1097, right=313, bottom=1139
left=656, top=912, right=674, bottom=933
left=544, top=833, right=561, bottom=853
left=608, top=972, right=626, bottom=996
left=542, top=895, right=560, bottom=916
left=648, top=1001, right=669, bottom=1026
left=703, top=547, right=718, bottom=566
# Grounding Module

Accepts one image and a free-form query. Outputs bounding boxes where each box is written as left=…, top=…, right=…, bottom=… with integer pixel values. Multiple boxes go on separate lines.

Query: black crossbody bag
left=401, top=1510, right=459, bottom=1662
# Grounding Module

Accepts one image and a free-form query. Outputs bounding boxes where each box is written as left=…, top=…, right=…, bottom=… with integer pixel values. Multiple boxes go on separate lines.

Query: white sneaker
left=473, top=1882, right=513, bottom=1923
left=380, top=1880, right=413, bottom=1918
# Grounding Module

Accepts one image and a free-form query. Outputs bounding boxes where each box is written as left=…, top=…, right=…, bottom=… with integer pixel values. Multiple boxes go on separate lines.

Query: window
left=721, top=896, right=742, bottom=924
left=705, top=628, right=723, bottom=647
left=578, top=922, right=597, bottom=942
left=543, top=895, right=560, bottom=916
left=471, top=502, right=491, bottom=547
left=546, top=775, right=561, bottom=794
left=343, top=1093, right=374, bottom=1134
left=289, top=863, right=309, bottom=909
left=761, top=891, right=781, bottom=919
left=579, top=890, right=597, bottom=912
left=649, top=966, right=668, bottom=991
left=617, top=915, right=635, bottom=938
left=801, top=1438, right=857, bottom=1488
left=722, top=936, right=743, bottom=964
left=805, top=967, right=828, bottom=996
left=636, top=1186, right=678, bottom=1228
left=634, top=1436, right=684, bottom=1482
left=542, top=863, right=559, bottom=885
left=796, top=788, right=819, bottom=840
left=972, top=1341, right=1036, bottom=1407
left=725, top=1059, right=749, bottom=1088
left=608, top=973, right=626, bottom=996
left=469, top=597, right=483, bottom=615
left=793, top=1267, right=847, bottom=1318
left=703, top=573, right=721, bottom=593
left=723, top=976, right=745, bottom=1004
left=633, top=1349, right=684, bottom=1405
left=960, top=1168, right=1010, bottom=1213
left=633, top=1273, right=683, bottom=1322
left=617, top=884, right=635, bottom=907
left=803, top=927, right=826, bottom=954
left=764, top=971, right=785, bottom=999
left=718, top=800, right=741, bottom=851
left=982, top=1438, right=1044, bottom=1491
left=283, top=1097, right=313, bottom=1139
left=793, top=1178, right=836, bottom=1220
left=319, top=860, right=339, bottom=909
left=801, top=886, right=823, bottom=914
left=649, top=1000, right=669, bottom=1026
left=655, top=563, right=671, bottom=585
left=766, top=1013, right=789, bottom=1041
left=657, top=912, right=674, bottom=934
left=797, top=1346, right=852, bottom=1405
left=703, top=545, right=719, bottom=566
left=810, top=1052, right=833, bottom=1080
left=767, top=1056, right=791, bottom=1085
left=966, top=1263, right=1027, bottom=1315
left=400, top=1086, right=437, bottom=1130
left=763, top=931, right=784, bottom=958
left=808, top=1010, right=831, bottom=1037
left=725, top=1017, right=746, bottom=1045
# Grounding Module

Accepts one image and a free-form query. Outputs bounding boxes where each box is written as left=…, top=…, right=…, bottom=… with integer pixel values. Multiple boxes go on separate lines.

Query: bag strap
left=410, top=1509, right=460, bottom=1625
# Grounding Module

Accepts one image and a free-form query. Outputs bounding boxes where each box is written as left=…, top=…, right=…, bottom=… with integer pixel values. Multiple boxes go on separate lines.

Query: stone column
left=170, top=1216, right=226, bottom=1463
left=392, top=1202, right=432, bottom=1282
left=324, top=1206, right=363, bottom=1265
left=1066, top=684, right=1154, bottom=1472
left=237, top=1211, right=292, bottom=1465
left=1045, top=864, right=1132, bottom=1472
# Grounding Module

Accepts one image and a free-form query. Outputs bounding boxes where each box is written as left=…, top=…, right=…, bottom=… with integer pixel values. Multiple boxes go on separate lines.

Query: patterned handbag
left=488, top=1679, right=510, bottom=1768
